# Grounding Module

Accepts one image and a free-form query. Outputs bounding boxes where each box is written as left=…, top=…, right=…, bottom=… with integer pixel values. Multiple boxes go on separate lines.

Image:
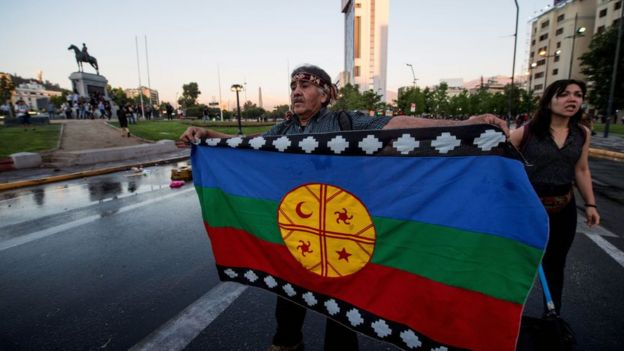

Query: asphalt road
left=0, top=159, right=622, bottom=351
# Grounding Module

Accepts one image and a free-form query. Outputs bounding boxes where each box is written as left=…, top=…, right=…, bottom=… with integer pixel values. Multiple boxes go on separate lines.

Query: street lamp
left=604, top=6, right=624, bottom=137
left=566, top=13, right=587, bottom=79
left=538, top=44, right=561, bottom=89
left=509, top=0, right=519, bottom=124
left=231, top=84, right=243, bottom=135
left=406, top=63, right=418, bottom=87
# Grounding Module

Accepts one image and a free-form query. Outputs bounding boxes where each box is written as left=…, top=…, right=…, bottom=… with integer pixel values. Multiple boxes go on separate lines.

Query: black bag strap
left=337, top=110, right=353, bottom=131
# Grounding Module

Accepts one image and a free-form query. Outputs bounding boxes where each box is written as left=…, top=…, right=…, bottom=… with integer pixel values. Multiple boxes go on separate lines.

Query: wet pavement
left=1, top=160, right=190, bottom=228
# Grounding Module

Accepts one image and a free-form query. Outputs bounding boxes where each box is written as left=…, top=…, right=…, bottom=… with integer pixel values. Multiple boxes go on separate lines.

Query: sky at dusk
left=1, top=0, right=554, bottom=109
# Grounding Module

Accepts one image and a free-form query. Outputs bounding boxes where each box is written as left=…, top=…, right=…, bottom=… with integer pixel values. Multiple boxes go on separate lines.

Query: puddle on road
left=0, top=162, right=193, bottom=228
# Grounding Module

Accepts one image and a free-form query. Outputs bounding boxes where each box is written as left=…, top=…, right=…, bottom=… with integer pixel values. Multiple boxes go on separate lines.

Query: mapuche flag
left=191, top=125, right=548, bottom=351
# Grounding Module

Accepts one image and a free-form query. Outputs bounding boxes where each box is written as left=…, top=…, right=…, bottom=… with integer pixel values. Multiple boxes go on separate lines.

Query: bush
left=185, top=105, right=205, bottom=117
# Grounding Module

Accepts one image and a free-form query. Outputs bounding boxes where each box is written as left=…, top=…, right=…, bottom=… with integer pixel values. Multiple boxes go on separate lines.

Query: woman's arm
left=509, top=126, right=525, bottom=148
left=575, top=125, right=600, bottom=227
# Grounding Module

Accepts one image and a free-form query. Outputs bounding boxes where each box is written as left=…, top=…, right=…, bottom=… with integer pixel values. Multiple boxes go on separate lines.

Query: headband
left=291, top=72, right=338, bottom=102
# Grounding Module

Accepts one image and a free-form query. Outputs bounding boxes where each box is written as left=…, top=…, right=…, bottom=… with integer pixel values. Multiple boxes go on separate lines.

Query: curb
left=589, top=147, right=624, bottom=161
left=0, top=155, right=190, bottom=192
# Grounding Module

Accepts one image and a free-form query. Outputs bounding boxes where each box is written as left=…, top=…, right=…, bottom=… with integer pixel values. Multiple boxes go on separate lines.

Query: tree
left=270, top=104, right=290, bottom=119
left=430, top=83, right=450, bottom=116
left=242, top=101, right=266, bottom=119
left=0, top=75, right=15, bottom=104
left=0, top=75, right=15, bottom=118
left=108, top=86, right=130, bottom=108
left=49, top=92, right=68, bottom=108
left=178, top=82, right=201, bottom=108
left=580, top=25, right=624, bottom=115
left=448, top=90, right=470, bottom=117
left=360, top=89, right=383, bottom=111
left=395, top=86, right=425, bottom=115
left=519, top=89, right=538, bottom=115
left=332, top=84, right=364, bottom=111
left=503, top=83, right=522, bottom=118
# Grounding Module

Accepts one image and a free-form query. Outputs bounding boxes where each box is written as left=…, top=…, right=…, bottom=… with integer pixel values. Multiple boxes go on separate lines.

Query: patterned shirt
left=264, top=108, right=391, bottom=136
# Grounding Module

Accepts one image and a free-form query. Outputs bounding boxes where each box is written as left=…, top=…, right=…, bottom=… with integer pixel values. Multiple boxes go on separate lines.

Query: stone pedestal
left=69, top=72, right=109, bottom=98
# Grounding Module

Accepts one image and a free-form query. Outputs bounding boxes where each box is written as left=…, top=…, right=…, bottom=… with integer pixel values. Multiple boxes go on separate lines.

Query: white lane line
left=576, top=217, right=617, bottom=237
left=129, top=282, right=247, bottom=351
left=0, top=188, right=194, bottom=252
left=585, top=233, right=624, bottom=269
left=585, top=234, right=624, bottom=267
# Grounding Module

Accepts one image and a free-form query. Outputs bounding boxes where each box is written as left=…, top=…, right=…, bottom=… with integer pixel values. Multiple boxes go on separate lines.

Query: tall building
left=125, top=86, right=160, bottom=106
left=341, top=0, right=389, bottom=101
left=527, top=0, right=598, bottom=95
left=595, top=0, right=623, bottom=34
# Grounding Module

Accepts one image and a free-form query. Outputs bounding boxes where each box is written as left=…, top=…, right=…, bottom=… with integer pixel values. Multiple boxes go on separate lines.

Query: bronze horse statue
left=68, top=44, right=99, bottom=74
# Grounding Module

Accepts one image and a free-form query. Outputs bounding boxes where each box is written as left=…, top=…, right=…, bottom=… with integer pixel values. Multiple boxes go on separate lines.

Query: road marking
left=576, top=217, right=617, bottom=237
left=0, top=188, right=194, bottom=252
left=129, top=282, right=247, bottom=351
left=585, top=233, right=624, bottom=269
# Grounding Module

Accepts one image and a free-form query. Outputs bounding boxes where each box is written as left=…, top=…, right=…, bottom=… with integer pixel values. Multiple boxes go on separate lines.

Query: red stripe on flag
left=205, top=224, right=522, bottom=351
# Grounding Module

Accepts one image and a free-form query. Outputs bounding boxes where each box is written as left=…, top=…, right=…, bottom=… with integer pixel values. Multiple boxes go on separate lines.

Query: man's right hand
left=176, top=126, right=207, bottom=148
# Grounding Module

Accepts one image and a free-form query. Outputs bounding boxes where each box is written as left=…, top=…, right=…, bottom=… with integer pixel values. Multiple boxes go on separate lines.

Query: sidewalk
left=1, top=120, right=623, bottom=191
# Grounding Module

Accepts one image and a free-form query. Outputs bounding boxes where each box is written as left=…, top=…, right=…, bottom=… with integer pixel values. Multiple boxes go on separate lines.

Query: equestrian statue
left=68, top=43, right=99, bottom=75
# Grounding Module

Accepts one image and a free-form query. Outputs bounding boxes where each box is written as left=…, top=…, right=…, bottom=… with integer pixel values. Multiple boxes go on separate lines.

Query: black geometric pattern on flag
left=195, top=124, right=520, bottom=160
left=217, top=265, right=470, bottom=351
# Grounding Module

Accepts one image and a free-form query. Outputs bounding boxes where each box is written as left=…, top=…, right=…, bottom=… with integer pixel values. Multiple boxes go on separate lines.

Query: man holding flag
left=178, top=65, right=536, bottom=351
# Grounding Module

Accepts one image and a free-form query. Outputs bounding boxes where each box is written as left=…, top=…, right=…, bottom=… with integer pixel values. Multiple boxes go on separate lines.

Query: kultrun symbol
left=277, top=183, right=376, bottom=278
left=336, top=248, right=352, bottom=262
left=296, top=240, right=314, bottom=257
left=334, top=208, right=353, bottom=224
left=295, top=201, right=312, bottom=218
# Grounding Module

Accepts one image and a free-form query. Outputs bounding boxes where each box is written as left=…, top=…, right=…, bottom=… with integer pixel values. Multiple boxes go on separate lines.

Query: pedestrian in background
left=166, top=103, right=174, bottom=120
left=47, top=103, right=56, bottom=119
left=117, top=105, right=130, bottom=137
left=510, top=79, right=600, bottom=315
left=16, top=100, right=31, bottom=130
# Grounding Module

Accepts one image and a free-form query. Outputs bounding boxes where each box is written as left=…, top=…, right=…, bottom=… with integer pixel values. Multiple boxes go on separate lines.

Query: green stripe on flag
left=196, top=186, right=541, bottom=303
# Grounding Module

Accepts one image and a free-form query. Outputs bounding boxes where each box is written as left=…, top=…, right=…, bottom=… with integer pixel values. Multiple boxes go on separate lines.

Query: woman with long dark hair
left=510, top=79, right=600, bottom=314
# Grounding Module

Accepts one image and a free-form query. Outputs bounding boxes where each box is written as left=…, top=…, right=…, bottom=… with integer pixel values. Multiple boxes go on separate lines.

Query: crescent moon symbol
left=295, top=201, right=312, bottom=218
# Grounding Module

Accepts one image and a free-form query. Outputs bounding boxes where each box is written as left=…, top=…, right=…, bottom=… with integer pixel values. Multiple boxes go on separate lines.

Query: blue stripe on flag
left=192, top=146, right=547, bottom=249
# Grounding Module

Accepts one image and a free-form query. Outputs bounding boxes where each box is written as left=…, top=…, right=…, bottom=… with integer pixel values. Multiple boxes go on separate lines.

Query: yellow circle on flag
left=277, top=183, right=376, bottom=278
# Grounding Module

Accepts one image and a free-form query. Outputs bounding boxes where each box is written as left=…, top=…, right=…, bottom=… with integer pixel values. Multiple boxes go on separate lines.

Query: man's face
left=290, top=80, right=326, bottom=122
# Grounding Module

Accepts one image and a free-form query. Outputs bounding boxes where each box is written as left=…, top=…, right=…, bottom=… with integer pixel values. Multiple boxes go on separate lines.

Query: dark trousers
left=273, top=296, right=358, bottom=351
left=541, top=199, right=577, bottom=314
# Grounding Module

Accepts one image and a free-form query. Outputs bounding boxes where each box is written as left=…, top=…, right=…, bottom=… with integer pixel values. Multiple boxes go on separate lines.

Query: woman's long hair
left=528, top=79, right=586, bottom=139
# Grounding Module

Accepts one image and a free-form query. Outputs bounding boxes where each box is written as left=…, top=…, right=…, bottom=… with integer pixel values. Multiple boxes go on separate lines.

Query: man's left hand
left=465, top=114, right=509, bottom=137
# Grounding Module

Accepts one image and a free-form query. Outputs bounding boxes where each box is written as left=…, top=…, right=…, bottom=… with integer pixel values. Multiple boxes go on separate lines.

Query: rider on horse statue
left=68, top=43, right=99, bottom=75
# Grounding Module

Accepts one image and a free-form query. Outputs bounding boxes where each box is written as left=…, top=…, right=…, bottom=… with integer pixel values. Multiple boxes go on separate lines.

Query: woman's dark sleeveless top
left=523, top=124, right=585, bottom=196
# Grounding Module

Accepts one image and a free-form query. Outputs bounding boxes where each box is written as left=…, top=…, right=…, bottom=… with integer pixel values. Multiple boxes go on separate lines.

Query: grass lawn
left=593, top=122, right=624, bottom=135
left=0, top=124, right=62, bottom=158
left=108, top=120, right=274, bottom=141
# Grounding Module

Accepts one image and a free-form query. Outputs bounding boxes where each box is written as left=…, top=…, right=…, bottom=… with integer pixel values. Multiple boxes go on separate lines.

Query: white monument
left=69, top=72, right=109, bottom=98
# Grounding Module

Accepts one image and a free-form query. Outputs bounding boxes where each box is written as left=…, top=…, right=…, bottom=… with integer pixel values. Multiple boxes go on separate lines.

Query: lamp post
left=406, top=63, right=418, bottom=87
left=604, top=6, right=624, bottom=137
left=509, top=0, right=519, bottom=124
left=539, top=43, right=561, bottom=89
left=231, top=84, right=243, bottom=135
left=567, top=13, right=587, bottom=79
